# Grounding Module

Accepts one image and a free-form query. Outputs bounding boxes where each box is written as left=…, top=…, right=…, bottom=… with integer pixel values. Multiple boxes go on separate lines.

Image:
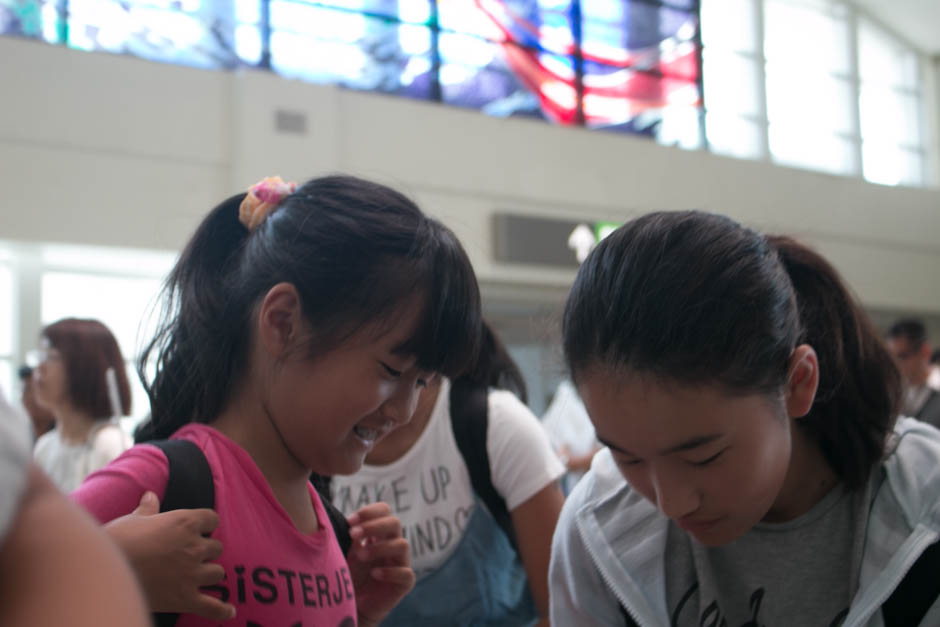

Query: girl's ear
left=257, top=282, right=304, bottom=357
left=785, top=344, right=819, bottom=419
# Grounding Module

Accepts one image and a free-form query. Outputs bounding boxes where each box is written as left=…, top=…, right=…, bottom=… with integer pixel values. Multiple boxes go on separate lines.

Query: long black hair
left=563, top=210, right=901, bottom=489
left=136, top=175, right=482, bottom=442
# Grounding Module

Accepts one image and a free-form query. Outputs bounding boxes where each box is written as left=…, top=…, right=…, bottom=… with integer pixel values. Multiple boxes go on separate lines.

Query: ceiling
left=849, top=0, right=940, bottom=56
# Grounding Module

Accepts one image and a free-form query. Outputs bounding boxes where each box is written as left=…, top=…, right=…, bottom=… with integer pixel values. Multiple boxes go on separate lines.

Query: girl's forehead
left=581, top=370, right=779, bottom=447
left=346, top=299, right=426, bottom=351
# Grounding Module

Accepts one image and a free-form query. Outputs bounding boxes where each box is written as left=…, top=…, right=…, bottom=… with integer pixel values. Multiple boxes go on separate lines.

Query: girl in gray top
left=550, top=211, right=940, bottom=626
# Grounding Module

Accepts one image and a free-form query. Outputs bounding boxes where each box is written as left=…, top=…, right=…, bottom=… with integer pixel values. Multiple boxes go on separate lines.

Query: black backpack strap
left=146, top=439, right=215, bottom=627
left=449, top=378, right=518, bottom=550
left=882, top=539, right=940, bottom=626
left=149, top=439, right=215, bottom=512
left=310, top=473, right=352, bottom=557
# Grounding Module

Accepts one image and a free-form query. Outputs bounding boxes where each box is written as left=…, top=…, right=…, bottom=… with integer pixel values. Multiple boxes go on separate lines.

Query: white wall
left=2, top=37, right=939, bottom=314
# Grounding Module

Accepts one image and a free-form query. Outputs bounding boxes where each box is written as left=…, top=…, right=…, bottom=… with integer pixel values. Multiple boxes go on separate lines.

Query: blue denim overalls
left=380, top=497, right=538, bottom=626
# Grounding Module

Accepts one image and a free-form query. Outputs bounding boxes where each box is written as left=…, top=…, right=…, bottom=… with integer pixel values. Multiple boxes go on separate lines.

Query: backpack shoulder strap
left=882, top=539, right=940, bottom=626
left=145, top=439, right=215, bottom=627
left=310, top=473, right=352, bottom=557
left=148, top=439, right=215, bottom=512
left=449, top=379, right=518, bottom=550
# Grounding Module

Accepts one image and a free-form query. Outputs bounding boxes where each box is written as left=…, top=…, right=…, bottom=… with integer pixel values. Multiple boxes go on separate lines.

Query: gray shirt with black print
left=664, top=483, right=869, bottom=627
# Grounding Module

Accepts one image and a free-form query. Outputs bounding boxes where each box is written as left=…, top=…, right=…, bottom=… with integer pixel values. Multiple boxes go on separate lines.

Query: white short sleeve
left=89, top=423, right=133, bottom=472
left=486, top=389, right=565, bottom=511
left=0, top=387, right=33, bottom=543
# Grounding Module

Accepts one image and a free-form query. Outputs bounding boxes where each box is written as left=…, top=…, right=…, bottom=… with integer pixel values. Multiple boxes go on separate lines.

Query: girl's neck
left=365, top=382, right=440, bottom=466
left=54, top=406, right=97, bottom=444
left=212, top=388, right=318, bottom=534
left=763, top=420, right=839, bottom=523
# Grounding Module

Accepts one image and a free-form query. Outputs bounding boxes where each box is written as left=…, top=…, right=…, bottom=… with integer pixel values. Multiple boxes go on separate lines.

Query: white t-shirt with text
left=332, top=379, right=564, bottom=576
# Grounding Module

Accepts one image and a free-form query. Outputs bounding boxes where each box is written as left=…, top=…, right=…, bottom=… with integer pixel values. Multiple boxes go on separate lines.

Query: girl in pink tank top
left=73, top=175, right=483, bottom=627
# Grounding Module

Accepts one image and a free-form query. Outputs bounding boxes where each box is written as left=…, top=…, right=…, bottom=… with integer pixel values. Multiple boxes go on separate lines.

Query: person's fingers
left=194, top=562, right=226, bottom=587
left=187, top=593, right=237, bottom=622
left=169, top=508, right=221, bottom=535
left=346, top=502, right=391, bottom=527
left=133, top=491, right=160, bottom=516
left=370, top=566, right=416, bottom=587
left=350, top=515, right=402, bottom=542
left=200, top=537, right=224, bottom=562
left=354, top=538, right=411, bottom=565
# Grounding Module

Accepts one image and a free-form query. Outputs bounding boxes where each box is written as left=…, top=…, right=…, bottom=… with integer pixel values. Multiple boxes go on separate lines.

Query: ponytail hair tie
left=238, top=176, right=297, bottom=231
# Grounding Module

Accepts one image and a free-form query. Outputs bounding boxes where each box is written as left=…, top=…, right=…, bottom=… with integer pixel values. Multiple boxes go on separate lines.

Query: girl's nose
left=651, top=466, right=699, bottom=520
left=380, top=381, right=421, bottom=426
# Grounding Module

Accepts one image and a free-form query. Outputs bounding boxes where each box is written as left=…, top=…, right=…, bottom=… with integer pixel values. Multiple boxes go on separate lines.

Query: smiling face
left=579, top=369, right=795, bottom=546
left=264, top=299, right=434, bottom=477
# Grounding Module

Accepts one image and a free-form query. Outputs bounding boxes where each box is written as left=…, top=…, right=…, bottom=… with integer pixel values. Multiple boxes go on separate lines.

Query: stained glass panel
left=2, top=0, right=703, bottom=145
left=270, top=4, right=433, bottom=98
left=0, top=0, right=61, bottom=42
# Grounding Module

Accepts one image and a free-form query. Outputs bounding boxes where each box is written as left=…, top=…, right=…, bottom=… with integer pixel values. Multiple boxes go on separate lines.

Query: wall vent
left=275, top=109, right=307, bottom=135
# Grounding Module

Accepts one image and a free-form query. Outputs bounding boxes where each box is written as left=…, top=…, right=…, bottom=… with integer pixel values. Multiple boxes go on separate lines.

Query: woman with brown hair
left=32, top=317, right=132, bottom=492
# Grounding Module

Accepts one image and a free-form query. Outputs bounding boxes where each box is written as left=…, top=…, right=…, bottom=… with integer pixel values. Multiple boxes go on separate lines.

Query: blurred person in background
left=541, top=379, right=601, bottom=495
left=0, top=382, right=150, bottom=627
left=31, top=317, right=133, bottom=492
left=886, top=318, right=940, bottom=428
left=17, top=365, right=55, bottom=440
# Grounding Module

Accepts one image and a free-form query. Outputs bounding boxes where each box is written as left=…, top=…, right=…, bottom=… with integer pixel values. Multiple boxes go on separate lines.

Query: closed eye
left=381, top=363, right=402, bottom=378
left=689, top=449, right=726, bottom=467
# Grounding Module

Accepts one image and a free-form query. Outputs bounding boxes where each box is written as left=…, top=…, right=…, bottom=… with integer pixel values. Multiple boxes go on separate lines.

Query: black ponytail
left=457, top=321, right=528, bottom=403
left=135, top=194, right=253, bottom=441
left=136, top=175, right=482, bottom=442
left=768, top=236, right=901, bottom=488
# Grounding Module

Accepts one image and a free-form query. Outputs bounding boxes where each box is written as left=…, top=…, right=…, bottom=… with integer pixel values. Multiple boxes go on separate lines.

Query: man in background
left=886, top=318, right=940, bottom=427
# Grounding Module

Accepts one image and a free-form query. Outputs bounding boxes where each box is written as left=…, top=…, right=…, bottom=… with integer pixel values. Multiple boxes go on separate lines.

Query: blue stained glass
left=581, top=0, right=625, bottom=23
left=583, top=5, right=696, bottom=52
left=1, top=0, right=702, bottom=145
left=270, top=9, right=432, bottom=98
left=438, top=0, right=573, bottom=54
left=58, top=0, right=255, bottom=69
left=314, top=0, right=431, bottom=23
left=0, top=0, right=61, bottom=42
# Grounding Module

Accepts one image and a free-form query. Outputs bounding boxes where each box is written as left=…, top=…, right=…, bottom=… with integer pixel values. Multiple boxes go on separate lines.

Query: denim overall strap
left=380, top=497, right=538, bottom=626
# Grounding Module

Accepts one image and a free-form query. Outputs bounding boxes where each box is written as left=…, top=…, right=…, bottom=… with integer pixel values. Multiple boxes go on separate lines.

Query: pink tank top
left=73, top=423, right=358, bottom=627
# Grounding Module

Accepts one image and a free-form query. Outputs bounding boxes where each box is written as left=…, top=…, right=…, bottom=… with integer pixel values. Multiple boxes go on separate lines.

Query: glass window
left=706, top=112, right=763, bottom=159
left=40, top=272, right=165, bottom=361
left=859, top=86, right=922, bottom=147
left=270, top=3, right=433, bottom=98
left=703, top=48, right=761, bottom=118
left=768, top=122, right=857, bottom=175
left=4, top=0, right=705, bottom=147
left=763, top=0, right=856, bottom=175
left=65, top=0, right=247, bottom=69
left=700, top=0, right=757, bottom=54
left=0, top=0, right=63, bottom=42
left=862, top=142, right=924, bottom=188
left=764, top=0, right=851, bottom=75
left=858, top=19, right=918, bottom=90
left=857, top=18, right=923, bottom=186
